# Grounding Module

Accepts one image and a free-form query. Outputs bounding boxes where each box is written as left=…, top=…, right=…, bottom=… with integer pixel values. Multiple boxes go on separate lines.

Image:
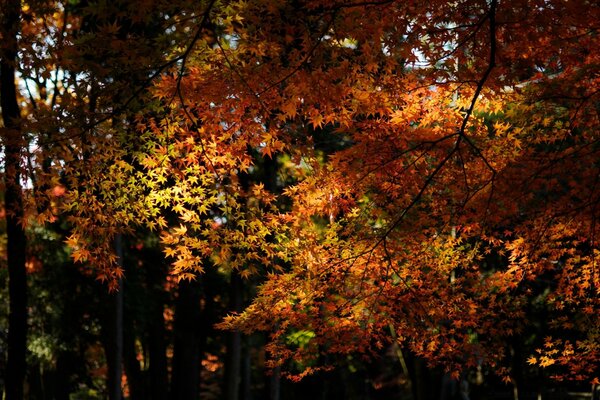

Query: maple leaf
left=539, top=357, right=556, bottom=368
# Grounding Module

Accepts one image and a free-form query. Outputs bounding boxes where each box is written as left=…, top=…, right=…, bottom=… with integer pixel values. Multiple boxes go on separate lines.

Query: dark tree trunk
left=241, top=340, right=252, bottom=400
left=147, top=303, right=168, bottom=400
left=510, top=339, right=523, bottom=400
left=224, top=272, right=243, bottom=400
left=101, top=303, right=119, bottom=400
left=100, top=282, right=124, bottom=400
left=170, top=279, right=202, bottom=400
left=259, top=154, right=281, bottom=400
left=100, top=236, right=124, bottom=400
left=54, top=351, right=75, bottom=400
left=407, top=355, right=440, bottom=400
left=146, top=261, right=169, bottom=400
left=113, top=235, right=124, bottom=400
left=269, top=365, right=281, bottom=400
left=101, top=281, right=124, bottom=400
left=123, top=306, right=144, bottom=400
left=1, top=2, right=28, bottom=399
left=411, top=357, right=427, bottom=400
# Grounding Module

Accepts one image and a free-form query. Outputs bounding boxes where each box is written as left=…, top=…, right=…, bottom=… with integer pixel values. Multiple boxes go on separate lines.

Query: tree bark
left=269, top=365, right=281, bottom=400
left=100, top=236, right=124, bottom=400
left=1, top=2, right=28, bottom=399
left=171, top=279, right=202, bottom=400
left=146, top=260, right=168, bottom=400
left=147, top=303, right=168, bottom=400
left=123, top=304, right=144, bottom=400
left=510, top=339, right=523, bottom=400
left=113, top=235, right=124, bottom=400
left=224, top=272, right=243, bottom=400
left=241, top=339, right=252, bottom=400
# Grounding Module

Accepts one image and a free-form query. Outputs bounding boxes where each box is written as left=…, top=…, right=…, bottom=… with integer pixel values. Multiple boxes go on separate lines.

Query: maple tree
left=2, top=0, right=600, bottom=396
left=145, top=0, right=598, bottom=385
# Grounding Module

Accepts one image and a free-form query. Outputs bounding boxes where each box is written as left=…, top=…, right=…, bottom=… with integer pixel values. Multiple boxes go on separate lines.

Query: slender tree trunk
left=241, top=339, right=252, bottom=400
left=146, top=261, right=168, bottom=400
left=510, top=340, right=523, bottom=400
left=408, top=355, right=439, bottom=400
left=101, top=304, right=119, bottom=400
left=269, top=365, right=281, bottom=400
left=148, top=304, right=168, bottom=400
left=171, top=279, right=202, bottom=400
left=113, top=234, right=124, bottom=400
left=224, top=272, right=243, bottom=400
left=1, top=2, right=28, bottom=399
left=101, top=237, right=124, bottom=400
left=54, top=351, right=74, bottom=400
left=123, top=305, right=144, bottom=400
left=260, top=155, right=281, bottom=400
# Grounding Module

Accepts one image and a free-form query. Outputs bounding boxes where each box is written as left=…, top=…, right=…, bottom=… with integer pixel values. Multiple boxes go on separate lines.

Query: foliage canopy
left=6, top=0, right=600, bottom=386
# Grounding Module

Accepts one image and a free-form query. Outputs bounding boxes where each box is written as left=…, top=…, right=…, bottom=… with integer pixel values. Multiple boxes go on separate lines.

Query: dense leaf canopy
left=5, top=0, right=600, bottom=388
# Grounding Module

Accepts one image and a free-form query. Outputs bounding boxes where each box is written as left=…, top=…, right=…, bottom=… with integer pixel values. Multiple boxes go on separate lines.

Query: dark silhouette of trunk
left=241, top=335, right=255, bottom=400
left=258, top=154, right=281, bottom=400
left=119, top=234, right=169, bottom=400
left=147, top=305, right=168, bottom=400
left=1, top=2, right=28, bottom=399
left=146, top=261, right=169, bottom=400
left=406, top=354, right=440, bottom=400
left=224, top=272, right=243, bottom=400
left=269, top=365, right=281, bottom=400
left=171, top=279, right=202, bottom=400
left=100, top=236, right=124, bottom=400
left=510, top=339, right=523, bottom=400
left=123, top=305, right=144, bottom=400
left=54, top=351, right=75, bottom=400
left=113, top=235, right=124, bottom=400
left=100, top=295, right=120, bottom=400
left=413, top=358, right=427, bottom=400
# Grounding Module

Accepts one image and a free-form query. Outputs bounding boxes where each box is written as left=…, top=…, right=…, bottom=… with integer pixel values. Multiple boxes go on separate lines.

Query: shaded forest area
left=0, top=0, right=599, bottom=399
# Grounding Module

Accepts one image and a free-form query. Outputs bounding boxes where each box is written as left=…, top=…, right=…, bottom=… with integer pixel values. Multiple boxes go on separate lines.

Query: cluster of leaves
left=207, top=0, right=599, bottom=383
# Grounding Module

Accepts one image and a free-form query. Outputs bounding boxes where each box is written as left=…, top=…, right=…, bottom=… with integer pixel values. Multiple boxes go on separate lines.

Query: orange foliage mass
left=28, top=0, right=598, bottom=382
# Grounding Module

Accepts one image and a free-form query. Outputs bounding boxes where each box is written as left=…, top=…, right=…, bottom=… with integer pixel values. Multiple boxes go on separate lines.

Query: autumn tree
left=144, top=0, right=598, bottom=387
left=4, top=0, right=599, bottom=396
left=51, top=0, right=600, bottom=389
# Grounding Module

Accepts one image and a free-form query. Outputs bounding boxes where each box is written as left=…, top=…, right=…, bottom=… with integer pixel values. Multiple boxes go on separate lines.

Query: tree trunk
left=171, top=279, right=202, bottom=400
left=54, top=351, right=74, bottom=400
left=241, top=339, right=252, bottom=400
left=1, top=2, right=28, bottom=399
left=269, top=365, right=281, bottom=400
left=407, top=355, right=440, bottom=400
left=113, top=235, right=124, bottom=400
left=224, top=272, right=243, bottom=400
left=510, top=340, right=523, bottom=400
left=101, top=236, right=124, bottom=400
left=147, top=304, right=168, bottom=400
left=146, top=261, right=168, bottom=400
left=123, top=304, right=144, bottom=400
left=101, top=301, right=119, bottom=400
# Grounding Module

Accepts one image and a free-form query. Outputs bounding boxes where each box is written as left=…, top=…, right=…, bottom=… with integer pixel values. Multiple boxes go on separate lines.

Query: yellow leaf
left=173, top=224, right=188, bottom=236
left=539, top=357, right=555, bottom=368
